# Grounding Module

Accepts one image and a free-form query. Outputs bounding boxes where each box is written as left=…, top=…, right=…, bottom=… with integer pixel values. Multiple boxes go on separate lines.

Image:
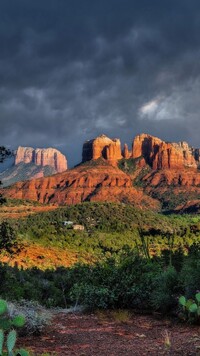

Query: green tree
left=0, top=222, right=19, bottom=254
left=0, top=146, right=12, bottom=205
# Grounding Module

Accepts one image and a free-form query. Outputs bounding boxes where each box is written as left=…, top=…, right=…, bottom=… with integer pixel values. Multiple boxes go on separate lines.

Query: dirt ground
left=18, top=311, right=200, bottom=356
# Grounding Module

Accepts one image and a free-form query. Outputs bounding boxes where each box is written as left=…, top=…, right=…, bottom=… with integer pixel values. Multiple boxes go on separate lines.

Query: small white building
left=63, top=221, right=74, bottom=226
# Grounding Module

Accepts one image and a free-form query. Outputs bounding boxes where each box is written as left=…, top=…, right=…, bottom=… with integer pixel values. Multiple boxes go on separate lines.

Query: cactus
left=14, top=349, right=29, bottom=356
left=12, top=317, right=25, bottom=329
left=0, top=299, right=28, bottom=356
left=6, top=330, right=17, bottom=356
left=0, top=330, right=4, bottom=355
left=0, top=301, right=7, bottom=316
left=179, top=292, right=200, bottom=322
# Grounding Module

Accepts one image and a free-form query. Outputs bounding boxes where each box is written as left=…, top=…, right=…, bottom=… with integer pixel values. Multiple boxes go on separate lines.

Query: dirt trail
left=18, top=312, right=200, bottom=355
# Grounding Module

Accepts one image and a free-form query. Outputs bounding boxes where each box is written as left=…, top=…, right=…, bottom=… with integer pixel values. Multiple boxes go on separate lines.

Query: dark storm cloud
left=1, top=0, right=200, bottom=166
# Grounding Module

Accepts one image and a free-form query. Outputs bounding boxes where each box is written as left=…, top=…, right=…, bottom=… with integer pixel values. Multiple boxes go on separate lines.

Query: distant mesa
left=15, top=146, right=67, bottom=173
left=0, top=146, right=67, bottom=187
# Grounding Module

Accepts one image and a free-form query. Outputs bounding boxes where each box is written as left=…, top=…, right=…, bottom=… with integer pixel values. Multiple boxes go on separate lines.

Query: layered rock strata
left=2, top=163, right=159, bottom=210
left=132, top=134, right=197, bottom=169
left=15, top=146, right=67, bottom=173
left=83, top=133, right=199, bottom=170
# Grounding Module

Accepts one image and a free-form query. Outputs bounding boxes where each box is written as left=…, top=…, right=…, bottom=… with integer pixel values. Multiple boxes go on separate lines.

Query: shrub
left=70, top=283, right=115, bottom=309
left=180, top=243, right=200, bottom=297
left=8, top=300, right=52, bottom=336
left=150, top=266, right=179, bottom=313
left=0, top=222, right=20, bottom=254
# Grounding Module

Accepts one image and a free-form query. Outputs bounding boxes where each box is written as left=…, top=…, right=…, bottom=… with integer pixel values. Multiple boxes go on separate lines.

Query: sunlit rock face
left=132, top=134, right=197, bottom=169
left=15, top=146, right=67, bottom=173
left=82, top=134, right=122, bottom=165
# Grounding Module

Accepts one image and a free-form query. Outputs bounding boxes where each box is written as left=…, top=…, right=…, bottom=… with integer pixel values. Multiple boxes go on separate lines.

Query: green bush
left=180, top=243, right=200, bottom=297
left=150, top=266, right=180, bottom=312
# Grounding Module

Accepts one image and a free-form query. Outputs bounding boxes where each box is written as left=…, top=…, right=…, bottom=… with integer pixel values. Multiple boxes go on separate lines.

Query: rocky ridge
left=83, top=133, right=199, bottom=170
left=2, top=133, right=200, bottom=211
left=3, top=162, right=159, bottom=210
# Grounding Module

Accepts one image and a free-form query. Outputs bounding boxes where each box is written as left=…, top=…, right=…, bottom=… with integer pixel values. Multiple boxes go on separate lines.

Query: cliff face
left=132, top=134, right=197, bottom=170
left=82, top=135, right=122, bottom=165
left=3, top=133, right=200, bottom=212
left=15, top=146, right=67, bottom=173
left=82, top=133, right=199, bottom=170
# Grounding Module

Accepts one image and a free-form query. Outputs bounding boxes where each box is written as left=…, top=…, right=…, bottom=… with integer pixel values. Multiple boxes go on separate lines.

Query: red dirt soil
left=0, top=204, right=58, bottom=220
left=18, top=312, right=200, bottom=355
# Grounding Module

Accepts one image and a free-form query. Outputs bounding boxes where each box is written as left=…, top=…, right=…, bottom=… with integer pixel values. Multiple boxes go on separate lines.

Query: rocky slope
left=138, top=168, right=200, bottom=210
left=2, top=160, right=159, bottom=210
left=0, top=163, right=57, bottom=187
left=0, top=146, right=67, bottom=187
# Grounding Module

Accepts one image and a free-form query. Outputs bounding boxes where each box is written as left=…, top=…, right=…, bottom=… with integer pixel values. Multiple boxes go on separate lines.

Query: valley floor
left=19, top=311, right=200, bottom=355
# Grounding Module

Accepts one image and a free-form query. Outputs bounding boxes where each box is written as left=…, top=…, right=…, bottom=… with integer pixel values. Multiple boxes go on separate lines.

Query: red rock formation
left=132, top=134, right=162, bottom=165
left=140, top=168, right=200, bottom=211
left=106, top=139, right=122, bottom=164
left=15, top=146, right=67, bottom=173
left=2, top=163, right=159, bottom=210
left=82, top=135, right=122, bottom=164
left=132, top=134, right=197, bottom=170
left=153, top=142, right=197, bottom=170
left=123, top=144, right=131, bottom=159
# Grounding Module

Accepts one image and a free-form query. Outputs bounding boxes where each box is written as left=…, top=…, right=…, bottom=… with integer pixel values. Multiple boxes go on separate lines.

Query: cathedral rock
left=82, top=133, right=199, bottom=170
left=82, top=134, right=122, bottom=165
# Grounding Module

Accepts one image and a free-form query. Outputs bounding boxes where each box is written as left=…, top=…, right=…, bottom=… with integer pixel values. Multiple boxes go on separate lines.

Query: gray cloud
left=0, top=0, right=200, bottom=166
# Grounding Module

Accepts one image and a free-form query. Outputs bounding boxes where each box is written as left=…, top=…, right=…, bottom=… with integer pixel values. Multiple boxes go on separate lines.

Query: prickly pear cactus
left=12, top=316, right=25, bottom=329
left=15, top=349, right=29, bottom=356
left=179, top=292, right=200, bottom=322
left=0, top=300, right=7, bottom=316
left=0, top=299, right=29, bottom=356
left=0, top=329, right=4, bottom=355
left=7, top=329, right=17, bottom=356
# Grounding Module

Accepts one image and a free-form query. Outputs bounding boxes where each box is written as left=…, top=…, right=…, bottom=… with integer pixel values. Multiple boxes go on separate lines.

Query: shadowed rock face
left=15, top=146, right=67, bottom=173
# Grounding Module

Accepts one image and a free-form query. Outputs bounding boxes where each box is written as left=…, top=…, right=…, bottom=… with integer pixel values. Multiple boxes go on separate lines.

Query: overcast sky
left=1, top=0, right=200, bottom=166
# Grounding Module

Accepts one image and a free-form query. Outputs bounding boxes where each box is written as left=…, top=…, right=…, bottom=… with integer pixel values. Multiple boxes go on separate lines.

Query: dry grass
left=96, top=309, right=131, bottom=324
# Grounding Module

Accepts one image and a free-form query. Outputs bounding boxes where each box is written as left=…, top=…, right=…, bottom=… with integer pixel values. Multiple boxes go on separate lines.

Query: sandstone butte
left=132, top=134, right=197, bottom=170
left=15, top=146, right=67, bottom=173
left=82, top=133, right=199, bottom=170
left=82, top=134, right=122, bottom=165
left=3, top=133, right=200, bottom=209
